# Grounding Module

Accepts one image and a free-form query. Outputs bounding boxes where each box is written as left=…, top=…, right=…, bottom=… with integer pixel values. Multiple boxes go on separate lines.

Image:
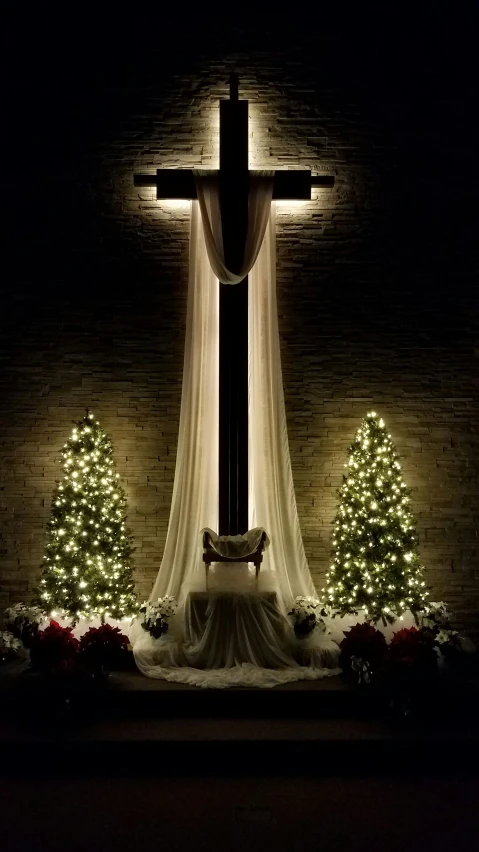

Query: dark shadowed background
left=1, top=3, right=478, bottom=634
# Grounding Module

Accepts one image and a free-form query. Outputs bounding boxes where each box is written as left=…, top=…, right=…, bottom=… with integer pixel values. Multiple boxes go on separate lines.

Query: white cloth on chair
left=201, top=527, right=270, bottom=560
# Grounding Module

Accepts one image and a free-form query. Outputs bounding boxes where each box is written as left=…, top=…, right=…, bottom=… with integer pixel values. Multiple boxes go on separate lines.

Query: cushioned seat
left=201, top=527, right=269, bottom=585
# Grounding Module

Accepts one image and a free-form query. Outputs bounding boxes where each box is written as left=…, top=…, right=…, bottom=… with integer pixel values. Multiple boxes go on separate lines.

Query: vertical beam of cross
left=218, top=73, right=249, bottom=534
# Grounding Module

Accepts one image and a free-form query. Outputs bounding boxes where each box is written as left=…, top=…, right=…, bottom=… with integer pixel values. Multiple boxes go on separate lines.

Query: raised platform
left=1, top=668, right=479, bottom=775
left=1, top=669, right=479, bottom=852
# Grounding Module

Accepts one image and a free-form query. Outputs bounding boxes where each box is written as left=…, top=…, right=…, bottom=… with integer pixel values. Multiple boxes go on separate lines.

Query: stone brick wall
left=1, top=16, right=478, bottom=635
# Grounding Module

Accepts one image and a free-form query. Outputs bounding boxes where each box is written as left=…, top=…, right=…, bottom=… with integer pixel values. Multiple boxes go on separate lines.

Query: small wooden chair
left=202, top=529, right=267, bottom=587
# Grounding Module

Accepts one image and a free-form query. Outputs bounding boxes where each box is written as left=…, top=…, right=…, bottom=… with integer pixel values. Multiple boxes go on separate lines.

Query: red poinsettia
left=32, top=619, right=80, bottom=676
left=340, top=622, right=387, bottom=669
left=79, top=624, right=129, bottom=673
left=389, top=626, right=437, bottom=672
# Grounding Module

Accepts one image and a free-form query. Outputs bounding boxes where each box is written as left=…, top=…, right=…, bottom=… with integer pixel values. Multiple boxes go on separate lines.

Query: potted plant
left=4, top=603, right=45, bottom=649
left=30, top=619, right=80, bottom=678
left=79, top=624, right=129, bottom=680
left=139, top=597, right=178, bottom=640
left=0, top=631, right=22, bottom=664
left=288, top=597, right=327, bottom=639
left=340, top=622, right=388, bottom=685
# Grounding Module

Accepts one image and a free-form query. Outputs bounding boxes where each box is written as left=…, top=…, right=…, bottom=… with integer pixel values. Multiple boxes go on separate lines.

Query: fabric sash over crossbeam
left=195, top=170, right=274, bottom=284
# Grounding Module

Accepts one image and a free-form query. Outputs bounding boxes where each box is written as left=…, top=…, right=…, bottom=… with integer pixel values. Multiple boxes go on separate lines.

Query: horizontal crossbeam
left=134, top=169, right=335, bottom=199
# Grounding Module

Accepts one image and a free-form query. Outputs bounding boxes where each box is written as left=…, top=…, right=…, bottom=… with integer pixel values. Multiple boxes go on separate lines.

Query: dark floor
left=1, top=773, right=478, bottom=852
left=1, top=670, right=478, bottom=851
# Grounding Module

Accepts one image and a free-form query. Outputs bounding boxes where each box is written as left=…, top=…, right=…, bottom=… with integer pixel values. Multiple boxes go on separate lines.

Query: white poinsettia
left=4, top=602, right=45, bottom=627
left=288, top=596, right=328, bottom=636
left=139, top=596, right=178, bottom=639
left=0, top=631, right=22, bottom=655
left=420, top=601, right=451, bottom=632
left=435, top=628, right=459, bottom=646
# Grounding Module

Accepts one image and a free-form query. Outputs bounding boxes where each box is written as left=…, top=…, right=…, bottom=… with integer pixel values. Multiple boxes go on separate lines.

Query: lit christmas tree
left=37, top=412, right=136, bottom=621
left=323, top=411, right=429, bottom=624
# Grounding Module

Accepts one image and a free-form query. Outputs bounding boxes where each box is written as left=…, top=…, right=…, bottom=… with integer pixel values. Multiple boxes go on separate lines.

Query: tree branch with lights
left=36, top=412, right=137, bottom=621
left=323, top=411, right=429, bottom=624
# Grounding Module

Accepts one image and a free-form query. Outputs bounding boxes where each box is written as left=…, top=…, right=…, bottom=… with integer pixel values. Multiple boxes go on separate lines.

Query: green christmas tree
left=323, top=411, right=429, bottom=624
left=37, top=412, right=136, bottom=621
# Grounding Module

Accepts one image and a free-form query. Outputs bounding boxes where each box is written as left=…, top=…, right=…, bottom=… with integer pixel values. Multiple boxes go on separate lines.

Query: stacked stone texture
left=1, top=40, right=478, bottom=636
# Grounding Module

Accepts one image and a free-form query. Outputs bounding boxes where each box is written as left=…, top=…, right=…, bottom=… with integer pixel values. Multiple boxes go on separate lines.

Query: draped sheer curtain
left=149, top=201, right=219, bottom=602
left=249, top=206, right=317, bottom=608
left=132, top=178, right=340, bottom=684
left=148, top=178, right=315, bottom=608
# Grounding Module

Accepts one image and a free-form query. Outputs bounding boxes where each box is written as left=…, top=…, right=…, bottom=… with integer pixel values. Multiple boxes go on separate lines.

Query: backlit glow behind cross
left=134, top=73, right=334, bottom=535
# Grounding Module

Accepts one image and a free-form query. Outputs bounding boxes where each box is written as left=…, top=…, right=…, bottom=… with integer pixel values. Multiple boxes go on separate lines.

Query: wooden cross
left=134, top=73, right=334, bottom=535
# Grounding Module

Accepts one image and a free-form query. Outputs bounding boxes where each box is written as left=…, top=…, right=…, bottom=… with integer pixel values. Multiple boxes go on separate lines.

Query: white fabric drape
left=148, top=201, right=316, bottom=608
left=149, top=202, right=219, bottom=602
left=133, top=195, right=341, bottom=686
left=195, top=171, right=274, bottom=284
left=249, top=206, right=318, bottom=607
